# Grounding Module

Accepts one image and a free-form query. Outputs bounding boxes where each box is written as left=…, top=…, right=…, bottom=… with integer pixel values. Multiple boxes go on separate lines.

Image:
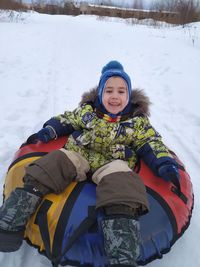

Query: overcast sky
left=22, top=0, right=157, bottom=9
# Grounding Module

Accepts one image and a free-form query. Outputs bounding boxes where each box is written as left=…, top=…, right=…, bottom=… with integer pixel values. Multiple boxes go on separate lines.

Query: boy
left=0, top=61, right=180, bottom=267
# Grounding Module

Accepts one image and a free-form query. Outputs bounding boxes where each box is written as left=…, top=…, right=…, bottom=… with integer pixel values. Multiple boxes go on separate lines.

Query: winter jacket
left=44, top=88, right=176, bottom=174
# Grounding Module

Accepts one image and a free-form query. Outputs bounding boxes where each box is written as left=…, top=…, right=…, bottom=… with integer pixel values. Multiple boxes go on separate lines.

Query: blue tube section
left=138, top=193, right=174, bottom=264
left=60, top=184, right=175, bottom=267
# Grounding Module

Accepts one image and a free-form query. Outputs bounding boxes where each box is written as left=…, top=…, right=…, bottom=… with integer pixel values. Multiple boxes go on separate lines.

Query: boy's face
left=102, top=77, right=128, bottom=114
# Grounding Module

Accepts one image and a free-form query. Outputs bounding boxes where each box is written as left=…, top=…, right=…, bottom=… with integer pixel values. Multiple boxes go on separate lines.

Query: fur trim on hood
left=79, top=87, right=151, bottom=117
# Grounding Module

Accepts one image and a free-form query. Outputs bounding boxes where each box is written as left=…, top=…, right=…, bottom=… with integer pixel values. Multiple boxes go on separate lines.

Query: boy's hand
left=36, top=126, right=56, bottom=143
left=158, top=164, right=180, bottom=183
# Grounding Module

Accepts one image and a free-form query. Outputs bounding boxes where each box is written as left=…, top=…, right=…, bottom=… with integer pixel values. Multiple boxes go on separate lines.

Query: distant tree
left=0, top=0, right=27, bottom=10
left=100, top=0, right=113, bottom=7
left=175, top=0, right=200, bottom=23
left=150, top=0, right=165, bottom=11
left=150, top=0, right=200, bottom=23
left=132, top=0, right=144, bottom=10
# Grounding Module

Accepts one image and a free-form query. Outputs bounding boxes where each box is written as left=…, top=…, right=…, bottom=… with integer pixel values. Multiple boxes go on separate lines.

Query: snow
left=0, top=9, right=200, bottom=267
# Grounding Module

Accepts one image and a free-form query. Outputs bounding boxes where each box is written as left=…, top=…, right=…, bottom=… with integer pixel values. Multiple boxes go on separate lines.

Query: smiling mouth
left=108, top=103, right=120, bottom=106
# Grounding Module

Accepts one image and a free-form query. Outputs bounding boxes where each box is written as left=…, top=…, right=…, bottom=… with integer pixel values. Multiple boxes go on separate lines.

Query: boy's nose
left=111, top=92, right=118, bottom=98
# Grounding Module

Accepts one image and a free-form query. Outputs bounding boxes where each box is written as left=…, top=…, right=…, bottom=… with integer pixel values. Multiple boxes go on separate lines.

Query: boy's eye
left=105, top=90, right=113, bottom=93
left=119, top=90, right=125, bottom=94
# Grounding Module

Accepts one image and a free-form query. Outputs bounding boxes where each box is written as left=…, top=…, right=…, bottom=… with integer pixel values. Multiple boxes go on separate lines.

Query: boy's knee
left=93, top=160, right=149, bottom=215
left=24, top=149, right=89, bottom=194
left=59, top=149, right=90, bottom=181
left=92, top=160, right=131, bottom=185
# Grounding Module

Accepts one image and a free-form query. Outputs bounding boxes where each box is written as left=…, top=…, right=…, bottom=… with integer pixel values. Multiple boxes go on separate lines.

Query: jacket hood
left=79, top=87, right=151, bottom=117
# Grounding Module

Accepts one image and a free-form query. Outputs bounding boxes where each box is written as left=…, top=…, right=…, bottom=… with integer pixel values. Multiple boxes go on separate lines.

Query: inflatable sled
left=3, top=136, right=194, bottom=267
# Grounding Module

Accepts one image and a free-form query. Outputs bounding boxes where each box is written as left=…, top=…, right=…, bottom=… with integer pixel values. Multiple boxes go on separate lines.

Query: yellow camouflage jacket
left=49, top=88, right=175, bottom=173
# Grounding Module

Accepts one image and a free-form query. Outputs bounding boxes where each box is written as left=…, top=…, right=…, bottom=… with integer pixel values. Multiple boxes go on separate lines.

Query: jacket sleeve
left=43, top=105, right=86, bottom=138
left=133, top=116, right=177, bottom=175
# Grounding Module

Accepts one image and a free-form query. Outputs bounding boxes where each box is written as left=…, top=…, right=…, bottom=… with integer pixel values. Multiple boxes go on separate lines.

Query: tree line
left=0, top=0, right=199, bottom=24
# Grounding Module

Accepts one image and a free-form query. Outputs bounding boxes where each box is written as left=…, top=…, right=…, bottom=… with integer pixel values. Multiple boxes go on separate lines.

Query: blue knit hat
left=98, top=60, right=132, bottom=104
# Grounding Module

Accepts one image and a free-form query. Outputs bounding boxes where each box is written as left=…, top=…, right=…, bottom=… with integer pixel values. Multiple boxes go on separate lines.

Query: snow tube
left=3, top=137, right=194, bottom=267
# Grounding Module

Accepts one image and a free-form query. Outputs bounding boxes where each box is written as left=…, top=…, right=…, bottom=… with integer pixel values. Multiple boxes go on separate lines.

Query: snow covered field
left=0, top=10, right=200, bottom=267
